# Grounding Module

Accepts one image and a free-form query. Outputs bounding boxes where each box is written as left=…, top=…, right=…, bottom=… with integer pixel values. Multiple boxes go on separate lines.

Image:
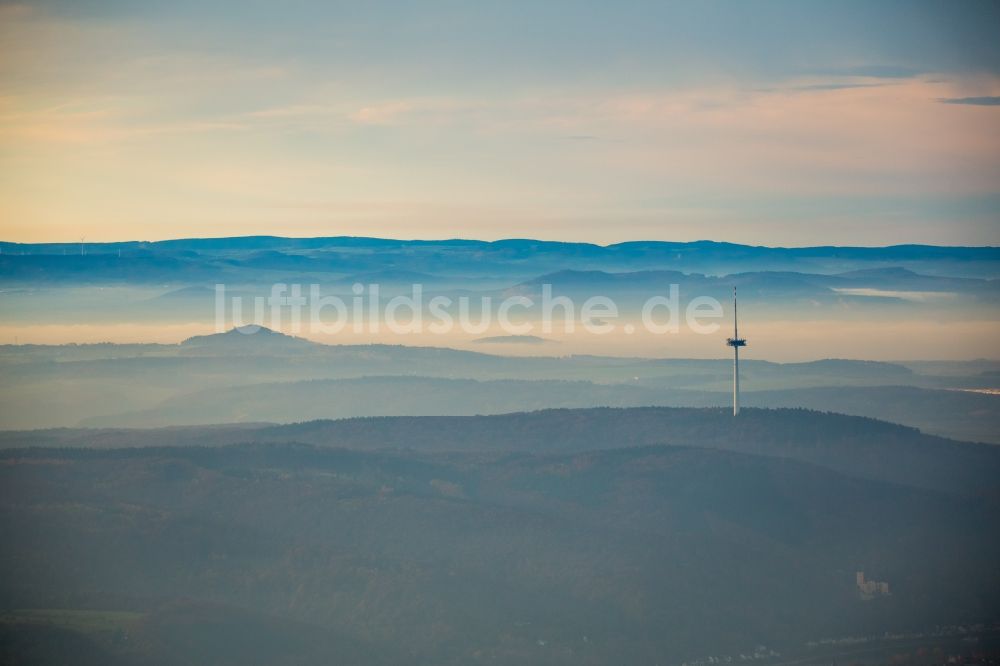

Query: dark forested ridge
left=2, top=419, right=998, bottom=665
left=255, top=407, right=1000, bottom=497
left=7, top=407, right=995, bottom=498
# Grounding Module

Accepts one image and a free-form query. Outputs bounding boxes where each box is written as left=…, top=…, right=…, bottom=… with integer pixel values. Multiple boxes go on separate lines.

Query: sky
left=1, top=0, right=999, bottom=246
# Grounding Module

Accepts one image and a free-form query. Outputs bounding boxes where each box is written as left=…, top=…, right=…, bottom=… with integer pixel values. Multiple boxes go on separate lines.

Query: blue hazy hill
left=2, top=237, right=998, bottom=284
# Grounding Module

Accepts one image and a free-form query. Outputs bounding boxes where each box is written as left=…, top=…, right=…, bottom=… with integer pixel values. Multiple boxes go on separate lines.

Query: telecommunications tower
left=725, top=287, right=747, bottom=416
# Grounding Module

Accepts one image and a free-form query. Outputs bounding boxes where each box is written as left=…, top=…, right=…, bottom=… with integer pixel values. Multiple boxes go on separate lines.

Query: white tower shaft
left=733, top=344, right=740, bottom=416
left=725, top=287, right=746, bottom=416
left=733, top=291, right=739, bottom=416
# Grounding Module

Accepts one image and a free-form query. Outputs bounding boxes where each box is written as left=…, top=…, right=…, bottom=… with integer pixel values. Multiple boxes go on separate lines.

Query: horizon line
left=1, top=234, right=998, bottom=251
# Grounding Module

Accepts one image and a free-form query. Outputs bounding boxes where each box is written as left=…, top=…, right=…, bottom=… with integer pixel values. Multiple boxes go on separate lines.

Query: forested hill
left=4, top=407, right=999, bottom=499
left=2, top=434, right=998, bottom=665
left=241, top=407, right=1000, bottom=498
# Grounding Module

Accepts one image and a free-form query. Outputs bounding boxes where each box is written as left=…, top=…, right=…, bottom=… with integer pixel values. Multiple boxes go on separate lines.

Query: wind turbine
left=725, top=287, right=747, bottom=416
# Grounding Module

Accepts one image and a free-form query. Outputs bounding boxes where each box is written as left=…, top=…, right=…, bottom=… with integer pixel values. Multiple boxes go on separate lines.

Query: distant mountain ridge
left=70, top=375, right=998, bottom=444
left=3, top=235, right=997, bottom=255
left=2, top=236, right=998, bottom=284
left=6, top=329, right=997, bottom=437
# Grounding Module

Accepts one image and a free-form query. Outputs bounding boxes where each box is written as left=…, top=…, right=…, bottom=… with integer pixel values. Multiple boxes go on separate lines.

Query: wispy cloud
left=811, top=65, right=923, bottom=79
left=938, top=96, right=1000, bottom=106
left=789, top=83, right=889, bottom=92
left=852, top=65, right=923, bottom=79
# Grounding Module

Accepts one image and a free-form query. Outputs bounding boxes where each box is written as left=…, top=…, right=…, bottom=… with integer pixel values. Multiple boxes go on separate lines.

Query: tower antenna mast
left=725, top=287, right=747, bottom=416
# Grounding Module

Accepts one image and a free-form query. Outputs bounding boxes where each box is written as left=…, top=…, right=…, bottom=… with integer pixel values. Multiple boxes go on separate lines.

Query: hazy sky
left=1, top=0, right=999, bottom=245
